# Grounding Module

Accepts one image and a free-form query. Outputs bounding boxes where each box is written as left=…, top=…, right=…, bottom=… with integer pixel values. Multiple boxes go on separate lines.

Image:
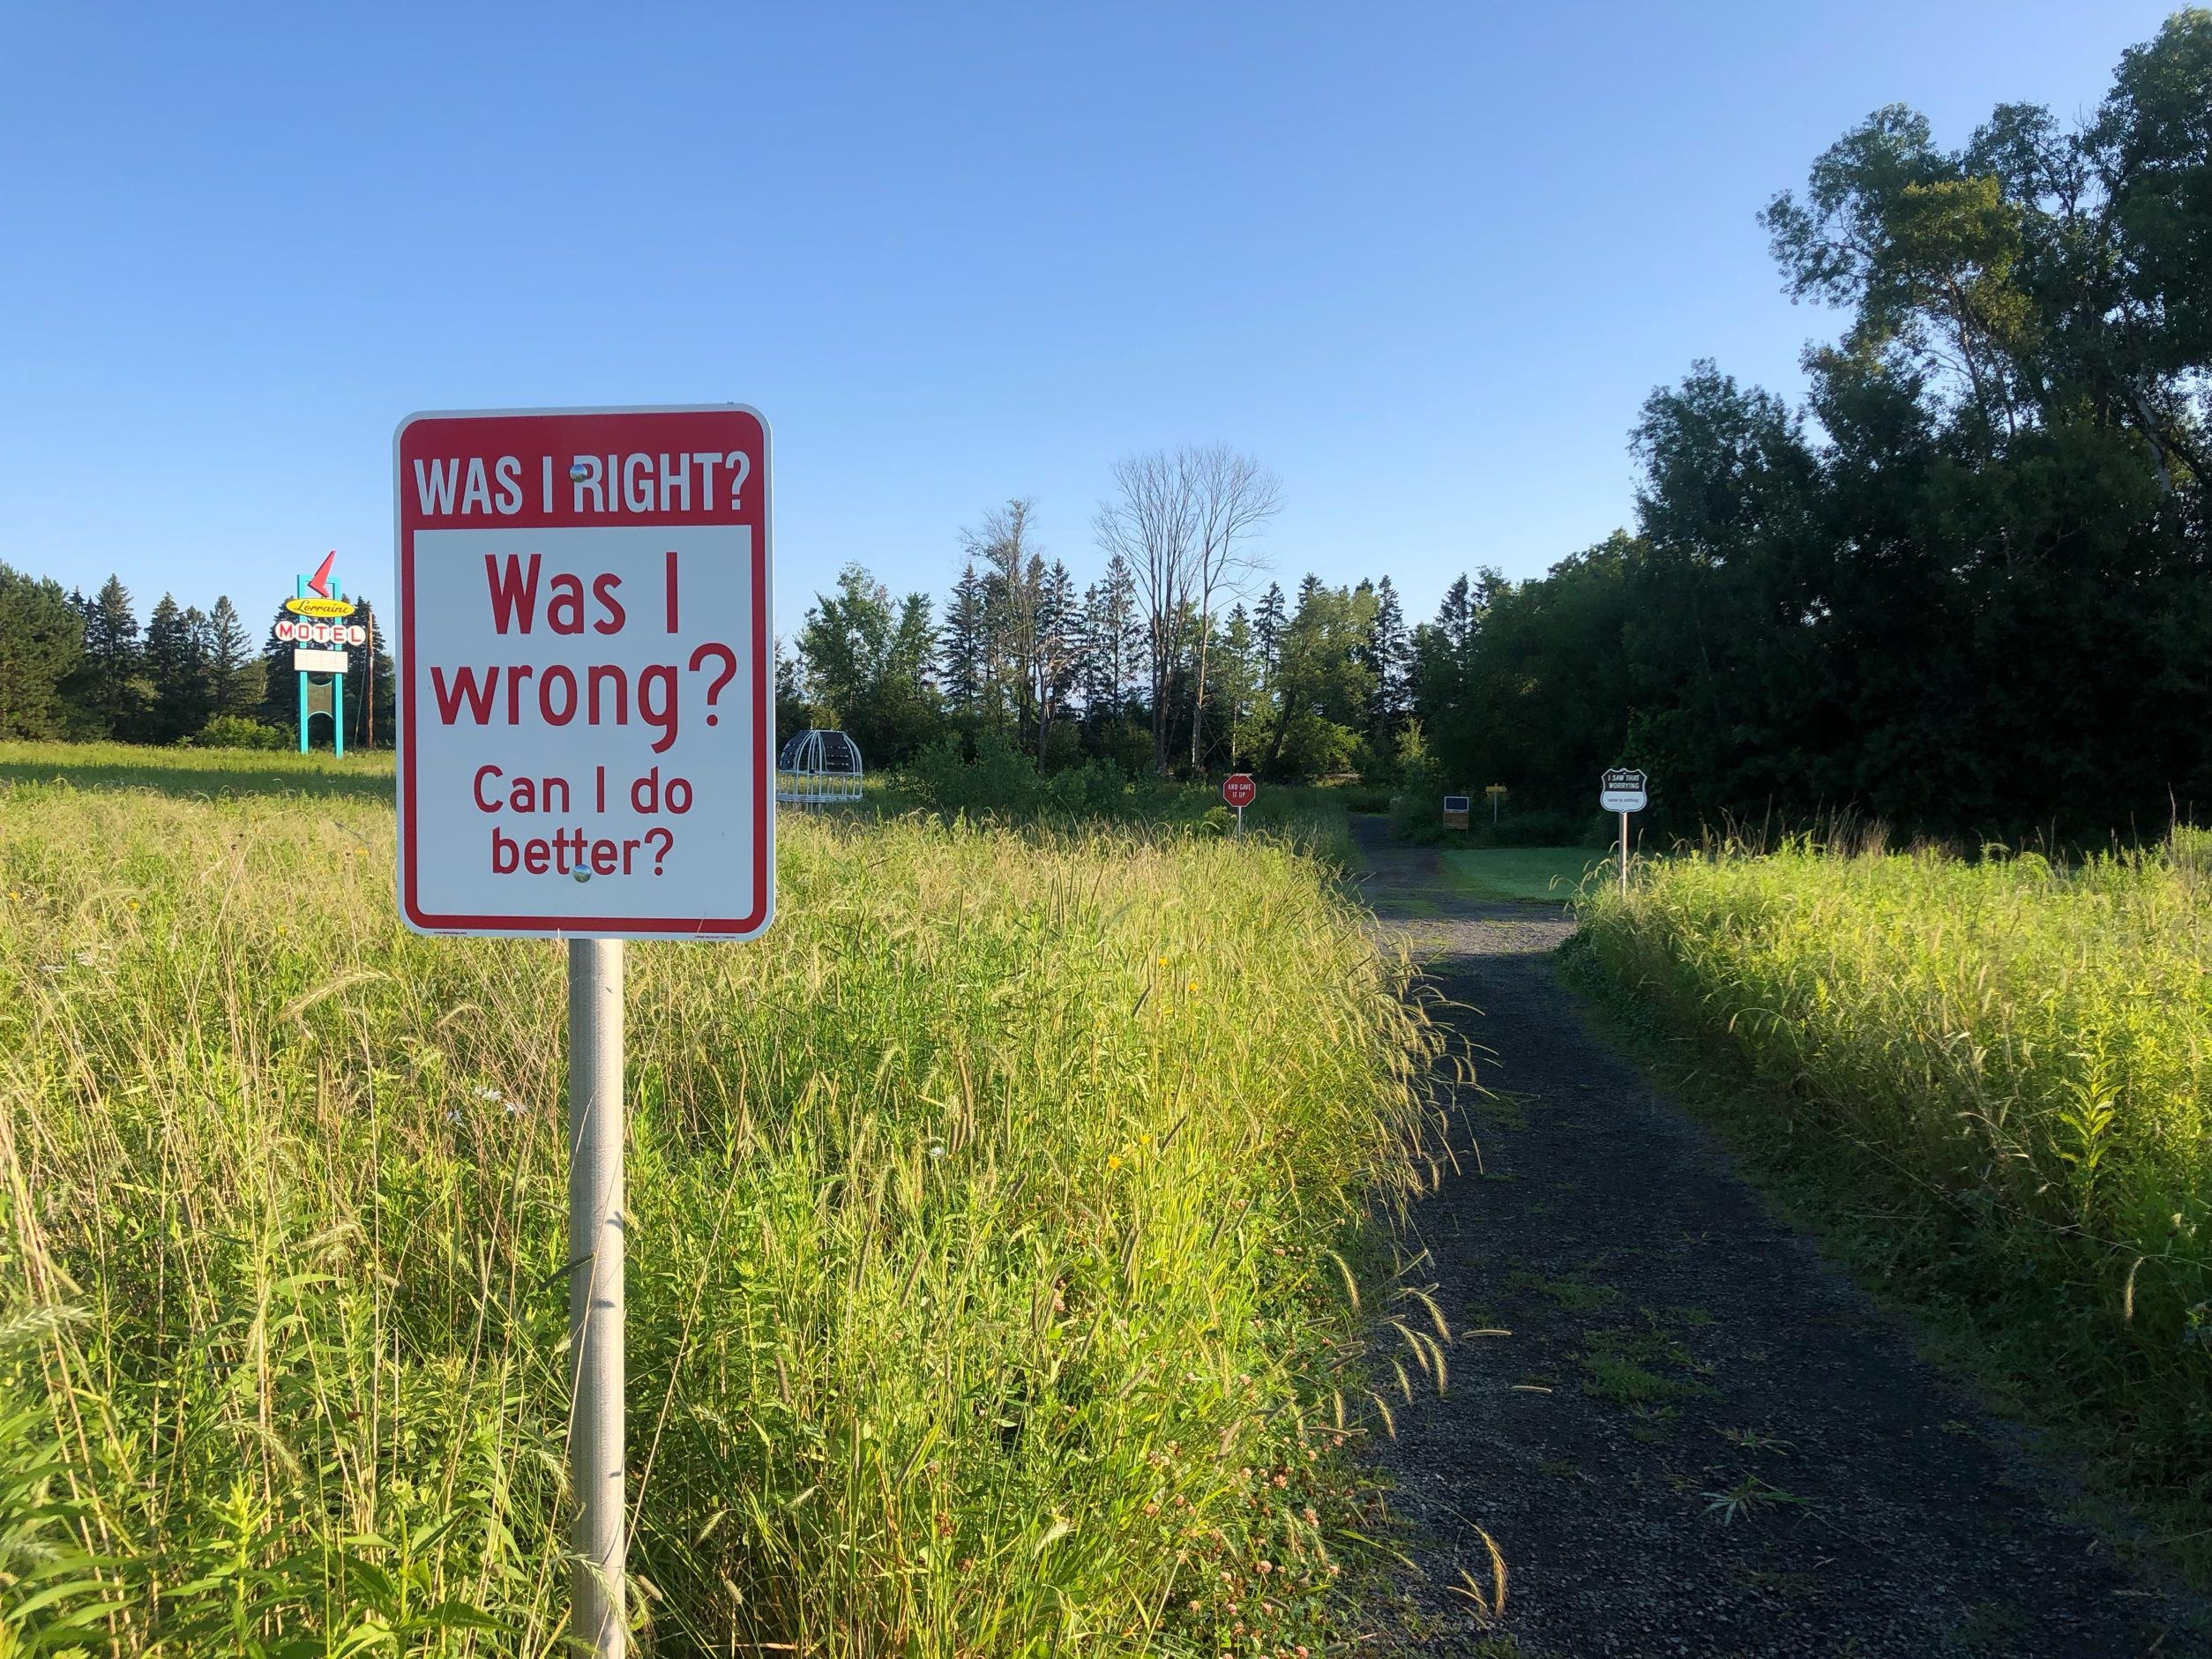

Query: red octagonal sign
left=1222, top=773, right=1257, bottom=810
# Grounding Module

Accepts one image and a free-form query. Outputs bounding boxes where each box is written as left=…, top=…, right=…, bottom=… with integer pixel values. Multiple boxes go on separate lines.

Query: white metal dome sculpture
left=775, top=729, right=865, bottom=805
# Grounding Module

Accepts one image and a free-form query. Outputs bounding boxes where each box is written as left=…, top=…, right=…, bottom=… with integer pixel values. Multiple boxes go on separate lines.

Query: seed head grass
left=0, top=746, right=1443, bottom=1653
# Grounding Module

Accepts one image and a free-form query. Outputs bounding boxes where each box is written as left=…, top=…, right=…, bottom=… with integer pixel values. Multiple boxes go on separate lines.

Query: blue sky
left=0, top=1, right=2178, bottom=633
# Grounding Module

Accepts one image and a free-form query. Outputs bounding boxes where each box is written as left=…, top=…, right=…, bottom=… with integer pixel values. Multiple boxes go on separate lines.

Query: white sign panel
left=394, top=406, right=773, bottom=939
left=1600, top=767, right=1648, bottom=813
left=294, top=648, right=349, bottom=673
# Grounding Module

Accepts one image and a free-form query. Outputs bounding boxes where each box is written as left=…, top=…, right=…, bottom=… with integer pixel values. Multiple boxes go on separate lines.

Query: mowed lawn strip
left=0, top=754, right=1443, bottom=1654
left=1569, top=836, right=2212, bottom=1568
left=1441, top=845, right=1597, bottom=905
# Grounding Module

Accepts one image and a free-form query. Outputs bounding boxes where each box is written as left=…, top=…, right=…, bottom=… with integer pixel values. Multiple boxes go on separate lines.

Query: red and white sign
left=1222, top=773, right=1257, bottom=810
left=394, top=406, right=773, bottom=939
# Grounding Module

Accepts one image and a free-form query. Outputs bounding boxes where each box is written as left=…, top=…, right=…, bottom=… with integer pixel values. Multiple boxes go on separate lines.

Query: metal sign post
left=1598, top=768, right=1649, bottom=899
left=568, top=938, right=625, bottom=1650
left=395, top=405, right=774, bottom=1655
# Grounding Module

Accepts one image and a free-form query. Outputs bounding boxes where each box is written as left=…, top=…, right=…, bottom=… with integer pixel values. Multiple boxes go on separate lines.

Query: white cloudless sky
left=0, top=1, right=2180, bottom=632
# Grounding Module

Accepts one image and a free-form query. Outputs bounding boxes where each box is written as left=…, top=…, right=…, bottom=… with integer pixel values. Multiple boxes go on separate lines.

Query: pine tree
left=1351, top=579, right=1379, bottom=683
left=965, top=500, right=1046, bottom=753
left=71, top=575, right=149, bottom=739
left=0, top=563, right=84, bottom=738
left=1212, top=603, right=1262, bottom=767
left=938, top=561, right=989, bottom=719
left=1035, top=559, right=1080, bottom=758
left=146, top=595, right=214, bottom=743
left=206, top=596, right=259, bottom=718
left=1078, top=553, right=1141, bottom=729
left=1369, top=575, right=1409, bottom=749
left=1252, top=583, right=1287, bottom=678
left=1435, top=575, right=1474, bottom=653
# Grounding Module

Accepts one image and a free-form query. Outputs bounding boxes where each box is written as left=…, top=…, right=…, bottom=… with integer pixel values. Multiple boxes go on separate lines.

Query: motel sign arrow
left=394, top=405, right=774, bottom=939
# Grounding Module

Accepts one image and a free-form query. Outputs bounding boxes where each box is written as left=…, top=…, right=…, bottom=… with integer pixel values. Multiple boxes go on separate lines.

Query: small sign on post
left=1485, top=782, right=1507, bottom=826
left=1222, top=772, right=1255, bottom=833
left=1442, top=795, right=1471, bottom=831
left=1600, top=767, right=1648, bottom=896
left=394, top=404, right=773, bottom=1657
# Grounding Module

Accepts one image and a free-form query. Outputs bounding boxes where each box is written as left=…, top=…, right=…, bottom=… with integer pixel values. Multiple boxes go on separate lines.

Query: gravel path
left=1350, top=818, right=2206, bottom=1658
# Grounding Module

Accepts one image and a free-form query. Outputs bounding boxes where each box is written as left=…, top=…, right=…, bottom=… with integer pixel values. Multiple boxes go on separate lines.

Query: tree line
left=783, top=475, right=1444, bottom=792
left=788, top=11, right=2212, bottom=843
left=0, top=569, right=394, bottom=748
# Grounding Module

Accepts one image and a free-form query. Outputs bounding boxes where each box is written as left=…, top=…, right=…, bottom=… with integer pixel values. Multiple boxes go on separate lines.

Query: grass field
left=1569, top=837, right=2212, bottom=1557
left=0, top=737, right=394, bottom=797
left=0, top=744, right=1451, bottom=1655
left=1439, top=847, right=1597, bottom=905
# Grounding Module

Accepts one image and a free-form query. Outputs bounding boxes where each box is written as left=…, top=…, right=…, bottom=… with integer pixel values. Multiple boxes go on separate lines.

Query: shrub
left=905, top=729, right=1043, bottom=818
left=1387, top=723, right=1446, bottom=845
left=194, top=714, right=292, bottom=750
left=1040, top=757, right=1130, bottom=818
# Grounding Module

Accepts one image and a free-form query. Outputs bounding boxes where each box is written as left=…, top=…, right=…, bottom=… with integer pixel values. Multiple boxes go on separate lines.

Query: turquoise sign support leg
left=295, top=576, right=310, bottom=754
left=332, top=579, right=346, bottom=757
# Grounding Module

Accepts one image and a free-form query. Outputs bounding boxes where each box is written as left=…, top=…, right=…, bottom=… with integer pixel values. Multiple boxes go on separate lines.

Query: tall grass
left=1570, top=836, right=2212, bottom=1532
left=0, top=759, right=1445, bottom=1654
left=885, top=741, right=1356, bottom=871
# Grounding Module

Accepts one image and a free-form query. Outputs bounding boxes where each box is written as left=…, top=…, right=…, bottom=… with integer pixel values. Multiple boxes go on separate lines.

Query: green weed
left=1701, top=1476, right=1812, bottom=1526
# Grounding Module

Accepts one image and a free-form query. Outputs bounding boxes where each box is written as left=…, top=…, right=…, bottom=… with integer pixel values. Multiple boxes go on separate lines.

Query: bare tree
left=1095, top=446, right=1278, bottom=775
left=1184, top=445, right=1280, bottom=770
left=1095, top=452, right=1199, bottom=774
